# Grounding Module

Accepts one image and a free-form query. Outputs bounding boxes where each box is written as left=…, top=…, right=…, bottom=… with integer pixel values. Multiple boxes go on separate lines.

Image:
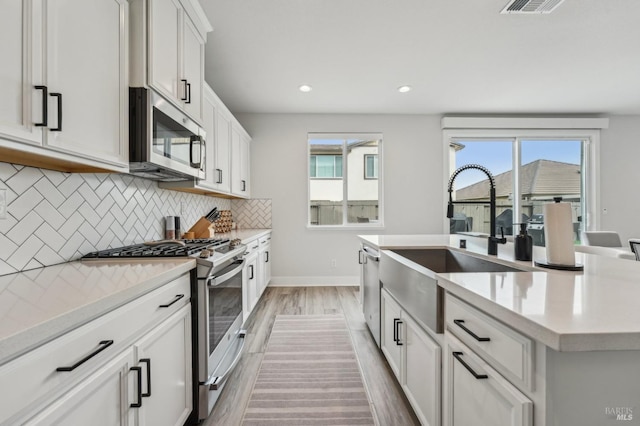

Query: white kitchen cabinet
left=134, top=305, right=192, bottom=426
left=0, top=0, right=129, bottom=173
left=258, top=233, right=272, bottom=296
left=444, top=334, right=532, bottom=426
left=0, top=274, right=192, bottom=425
left=243, top=239, right=260, bottom=323
left=146, top=0, right=208, bottom=123
left=231, top=125, right=251, bottom=198
left=24, top=347, right=136, bottom=426
left=381, top=288, right=440, bottom=426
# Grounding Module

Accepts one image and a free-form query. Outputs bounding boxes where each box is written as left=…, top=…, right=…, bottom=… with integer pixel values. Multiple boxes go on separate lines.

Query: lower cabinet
left=444, top=333, right=532, bottom=426
left=243, top=245, right=259, bottom=323
left=133, top=305, right=192, bottom=426
left=257, top=234, right=272, bottom=296
left=381, top=288, right=441, bottom=426
left=25, top=348, right=137, bottom=425
left=1, top=274, right=193, bottom=425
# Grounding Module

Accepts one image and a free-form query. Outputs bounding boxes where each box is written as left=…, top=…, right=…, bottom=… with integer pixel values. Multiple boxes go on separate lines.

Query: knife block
left=187, top=217, right=215, bottom=238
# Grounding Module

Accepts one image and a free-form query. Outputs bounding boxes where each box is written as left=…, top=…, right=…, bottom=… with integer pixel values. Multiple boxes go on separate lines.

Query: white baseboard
left=269, top=276, right=359, bottom=287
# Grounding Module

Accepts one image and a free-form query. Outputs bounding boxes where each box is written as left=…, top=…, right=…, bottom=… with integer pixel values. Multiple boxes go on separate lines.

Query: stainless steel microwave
left=129, top=87, right=206, bottom=181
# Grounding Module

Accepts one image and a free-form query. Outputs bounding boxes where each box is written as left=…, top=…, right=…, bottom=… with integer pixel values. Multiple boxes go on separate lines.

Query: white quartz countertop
left=0, top=259, right=195, bottom=365
left=360, top=234, right=640, bottom=351
left=217, top=228, right=271, bottom=244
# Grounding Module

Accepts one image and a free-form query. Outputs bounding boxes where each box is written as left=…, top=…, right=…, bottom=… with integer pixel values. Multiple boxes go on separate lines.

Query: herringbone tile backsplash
left=231, top=199, right=272, bottom=229
left=0, top=163, right=230, bottom=276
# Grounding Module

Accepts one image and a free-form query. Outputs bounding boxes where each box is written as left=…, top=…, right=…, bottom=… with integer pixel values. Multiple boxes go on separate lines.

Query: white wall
left=237, top=113, right=443, bottom=284
left=599, top=116, right=640, bottom=244
left=238, top=113, right=640, bottom=284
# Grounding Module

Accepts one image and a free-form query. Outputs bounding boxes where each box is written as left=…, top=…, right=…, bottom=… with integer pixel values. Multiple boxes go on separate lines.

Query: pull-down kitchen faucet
left=447, top=164, right=507, bottom=255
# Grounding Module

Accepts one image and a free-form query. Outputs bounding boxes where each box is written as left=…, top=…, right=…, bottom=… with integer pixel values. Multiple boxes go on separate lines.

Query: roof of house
left=455, top=159, right=580, bottom=200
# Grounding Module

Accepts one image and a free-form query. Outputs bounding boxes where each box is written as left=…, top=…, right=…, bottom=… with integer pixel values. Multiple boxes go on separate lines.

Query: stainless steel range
left=83, top=237, right=247, bottom=422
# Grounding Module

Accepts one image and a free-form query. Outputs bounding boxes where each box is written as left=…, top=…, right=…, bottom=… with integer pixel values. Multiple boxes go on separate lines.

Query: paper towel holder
left=534, top=259, right=583, bottom=271
left=534, top=197, right=584, bottom=271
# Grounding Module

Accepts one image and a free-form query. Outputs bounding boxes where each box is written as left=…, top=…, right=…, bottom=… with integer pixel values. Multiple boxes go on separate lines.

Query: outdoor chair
left=581, top=231, right=623, bottom=247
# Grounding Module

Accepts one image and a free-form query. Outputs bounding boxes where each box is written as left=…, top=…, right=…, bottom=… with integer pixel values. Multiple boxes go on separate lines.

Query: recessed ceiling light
left=299, top=84, right=313, bottom=93
left=398, top=85, right=412, bottom=93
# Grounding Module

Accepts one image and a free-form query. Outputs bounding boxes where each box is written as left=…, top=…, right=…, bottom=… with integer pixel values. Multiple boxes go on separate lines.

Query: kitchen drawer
left=259, top=234, right=271, bottom=246
left=0, top=274, right=190, bottom=424
left=244, top=238, right=260, bottom=256
left=445, top=293, right=534, bottom=391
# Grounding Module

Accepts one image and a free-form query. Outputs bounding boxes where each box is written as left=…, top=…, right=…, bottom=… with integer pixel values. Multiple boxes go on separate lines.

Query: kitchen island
left=359, top=234, right=640, bottom=426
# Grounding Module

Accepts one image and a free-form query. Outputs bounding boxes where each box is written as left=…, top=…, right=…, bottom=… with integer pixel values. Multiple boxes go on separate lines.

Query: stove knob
left=199, top=250, right=211, bottom=258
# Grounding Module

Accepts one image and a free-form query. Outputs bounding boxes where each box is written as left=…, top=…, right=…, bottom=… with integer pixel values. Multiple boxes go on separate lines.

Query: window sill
left=307, top=224, right=385, bottom=231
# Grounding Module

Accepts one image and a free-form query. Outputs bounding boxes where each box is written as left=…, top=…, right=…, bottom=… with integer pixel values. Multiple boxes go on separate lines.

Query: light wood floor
left=204, top=286, right=420, bottom=426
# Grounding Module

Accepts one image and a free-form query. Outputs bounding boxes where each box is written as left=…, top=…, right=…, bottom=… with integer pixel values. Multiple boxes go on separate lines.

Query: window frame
left=310, top=154, right=343, bottom=179
left=307, top=133, right=384, bottom=229
left=364, top=154, right=379, bottom=180
left=442, top=127, right=601, bottom=235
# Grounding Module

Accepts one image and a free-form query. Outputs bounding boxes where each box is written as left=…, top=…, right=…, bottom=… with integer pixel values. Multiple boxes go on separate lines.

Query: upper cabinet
left=160, top=83, right=251, bottom=199
left=0, top=0, right=129, bottom=173
left=131, top=0, right=211, bottom=124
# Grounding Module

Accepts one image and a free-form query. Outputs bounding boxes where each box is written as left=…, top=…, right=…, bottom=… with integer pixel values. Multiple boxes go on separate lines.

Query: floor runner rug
left=241, top=314, right=377, bottom=426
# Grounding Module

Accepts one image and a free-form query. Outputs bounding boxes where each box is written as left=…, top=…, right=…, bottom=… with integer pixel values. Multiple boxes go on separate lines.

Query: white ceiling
left=199, top=0, right=640, bottom=115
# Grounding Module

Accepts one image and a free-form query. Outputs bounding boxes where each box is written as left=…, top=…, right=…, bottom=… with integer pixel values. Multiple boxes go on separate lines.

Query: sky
left=454, top=140, right=582, bottom=189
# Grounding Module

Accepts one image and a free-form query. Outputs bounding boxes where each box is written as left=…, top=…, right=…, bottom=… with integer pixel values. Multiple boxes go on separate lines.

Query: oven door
left=199, top=258, right=246, bottom=419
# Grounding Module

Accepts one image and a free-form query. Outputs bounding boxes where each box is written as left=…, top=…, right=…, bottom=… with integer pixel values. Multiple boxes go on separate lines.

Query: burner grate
left=82, top=238, right=231, bottom=259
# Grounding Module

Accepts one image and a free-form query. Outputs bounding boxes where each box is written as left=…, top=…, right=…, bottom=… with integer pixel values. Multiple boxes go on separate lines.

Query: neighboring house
left=452, top=159, right=581, bottom=236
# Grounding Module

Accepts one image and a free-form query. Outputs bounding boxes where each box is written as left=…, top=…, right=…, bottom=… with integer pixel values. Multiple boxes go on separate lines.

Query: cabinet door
left=403, top=314, right=441, bottom=426
left=215, top=109, right=232, bottom=193
left=24, top=348, right=136, bottom=426
left=149, top=0, right=181, bottom=104
left=240, top=134, right=251, bottom=197
left=42, top=0, right=127, bottom=166
left=263, top=245, right=272, bottom=288
left=182, top=16, right=204, bottom=122
left=200, top=87, right=217, bottom=189
left=134, top=305, right=192, bottom=426
left=380, top=289, right=402, bottom=379
left=230, top=127, right=242, bottom=196
left=445, top=336, right=532, bottom=426
left=0, top=0, right=42, bottom=145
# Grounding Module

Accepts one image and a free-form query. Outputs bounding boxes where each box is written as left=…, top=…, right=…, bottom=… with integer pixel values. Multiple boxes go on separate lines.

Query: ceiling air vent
left=500, top=0, right=565, bottom=14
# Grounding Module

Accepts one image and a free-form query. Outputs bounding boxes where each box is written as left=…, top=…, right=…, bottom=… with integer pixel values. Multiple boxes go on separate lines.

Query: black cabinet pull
left=453, top=319, right=490, bottom=342
left=181, top=79, right=188, bottom=101
left=140, top=358, right=151, bottom=397
left=186, top=82, right=191, bottom=104
left=130, top=366, right=143, bottom=407
left=216, top=169, right=223, bottom=184
left=452, top=351, right=488, bottom=379
left=159, top=294, right=184, bottom=308
left=241, top=180, right=246, bottom=191
left=50, top=92, right=62, bottom=131
left=34, top=85, right=48, bottom=126
left=56, top=340, right=114, bottom=371
left=249, top=264, right=254, bottom=279
left=393, top=318, right=403, bottom=346
left=265, top=251, right=269, bottom=263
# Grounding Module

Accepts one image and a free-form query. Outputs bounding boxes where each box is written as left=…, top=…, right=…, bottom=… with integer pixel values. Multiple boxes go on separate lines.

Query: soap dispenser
left=515, top=223, right=533, bottom=261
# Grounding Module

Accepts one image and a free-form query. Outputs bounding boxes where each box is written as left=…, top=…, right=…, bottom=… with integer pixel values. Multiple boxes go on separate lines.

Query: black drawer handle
left=216, top=169, right=223, bottom=184
left=241, top=180, right=246, bottom=191
left=249, top=264, right=254, bottom=280
left=140, top=358, right=151, bottom=397
left=265, top=251, right=269, bottom=263
left=186, top=82, right=191, bottom=104
left=452, top=351, right=488, bottom=379
left=130, top=366, right=143, bottom=407
left=453, top=319, right=490, bottom=342
left=159, top=294, right=184, bottom=308
left=34, top=85, right=48, bottom=126
left=50, top=92, right=62, bottom=131
left=56, top=340, right=114, bottom=372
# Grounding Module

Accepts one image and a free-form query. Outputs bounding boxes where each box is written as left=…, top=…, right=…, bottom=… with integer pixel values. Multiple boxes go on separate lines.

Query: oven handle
left=205, top=330, right=246, bottom=390
left=207, top=259, right=245, bottom=287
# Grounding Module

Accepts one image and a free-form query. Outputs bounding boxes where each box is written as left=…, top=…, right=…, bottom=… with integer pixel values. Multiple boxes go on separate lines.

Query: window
left=364, top=154, right=378, bottom=179
left=308, top=133, right=383, bottom=227
left=310, top=155, right=343, bottom=178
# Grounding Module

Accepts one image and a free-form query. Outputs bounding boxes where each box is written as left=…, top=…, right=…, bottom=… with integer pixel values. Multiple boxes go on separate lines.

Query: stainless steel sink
left=379, top=249, right=522, bottom=334
left=390, top=248, right=521, bottom=273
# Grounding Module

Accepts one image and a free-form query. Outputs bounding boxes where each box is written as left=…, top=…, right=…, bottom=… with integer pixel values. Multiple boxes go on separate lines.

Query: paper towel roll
left=543, top=201, right=575, bottom=266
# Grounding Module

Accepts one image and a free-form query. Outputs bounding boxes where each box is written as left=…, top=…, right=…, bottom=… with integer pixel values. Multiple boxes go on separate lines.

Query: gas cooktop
left=82, top=238, right=231, bottom=259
